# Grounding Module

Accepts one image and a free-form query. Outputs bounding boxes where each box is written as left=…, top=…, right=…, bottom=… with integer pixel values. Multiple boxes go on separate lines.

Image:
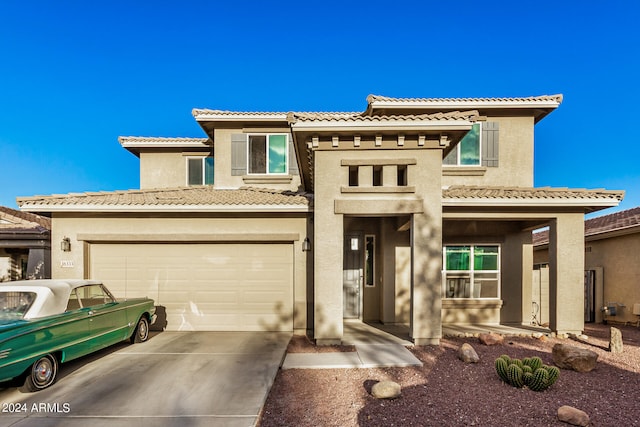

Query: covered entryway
left=89, top=243, right=294, bottom=332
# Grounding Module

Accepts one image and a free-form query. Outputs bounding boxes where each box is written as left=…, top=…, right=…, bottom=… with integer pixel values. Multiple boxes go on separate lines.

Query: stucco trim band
left=334, top=199, right=424, bottom=214
left=77, top=233, right=300, bottom=243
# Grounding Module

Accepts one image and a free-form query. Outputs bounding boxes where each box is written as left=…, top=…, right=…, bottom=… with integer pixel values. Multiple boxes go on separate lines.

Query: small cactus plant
left=495, top=355, right=559, bottom=392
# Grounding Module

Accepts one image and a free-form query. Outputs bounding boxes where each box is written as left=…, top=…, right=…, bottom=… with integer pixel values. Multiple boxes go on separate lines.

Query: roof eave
left=192, top=110, right=289, bottom=122
left=585, top=223, right=640, bottom=241
left=290, top=120, right=474, bottom=133
left=19, top=204, right=311, bottom=214
left=442, top=198, right=622, bottom=210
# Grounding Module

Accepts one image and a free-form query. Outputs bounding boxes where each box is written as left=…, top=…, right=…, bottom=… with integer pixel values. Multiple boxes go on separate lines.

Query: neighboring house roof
left=0, top=206, right=51, bottom=232
left=533, top=206, right=640, bottom=246
left=17, top=187, right=312, bottom=213
left=0, top=206, right=51, bottom=250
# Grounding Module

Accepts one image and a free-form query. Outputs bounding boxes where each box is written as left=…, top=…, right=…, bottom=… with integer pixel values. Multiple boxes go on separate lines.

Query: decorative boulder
left=479, top=333, right=504, bottom=346
left=371, top=381, right=401, bottom=399
left=557, top=405, right=590, bottom=426
left=552, top=344, right=598, bottom=372
left=609, top=327, right=623, bottom=353
left=458, top=343, right=480, bottom=363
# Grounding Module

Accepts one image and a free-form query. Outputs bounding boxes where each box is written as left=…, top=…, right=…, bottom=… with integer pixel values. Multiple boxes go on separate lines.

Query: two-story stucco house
left=17, top=94, right=624, bottom=345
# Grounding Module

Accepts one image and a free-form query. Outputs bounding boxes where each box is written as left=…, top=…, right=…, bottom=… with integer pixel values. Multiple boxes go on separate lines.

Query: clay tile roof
left=192, top=109, right=289, bottom=120
left=367, top=94, right=564, bottom=104
left=585, top=206, right=640, bottom=237
left=287, top=110, right=479, bottom=123
left=442, top=186, right=624, bottom=202
left=17, top=187, right=311, bottom=212
left=0, top=206, right=51, bottom=231
left=532, top=230, right=549, bottom=246
left=118, top=136, right=210, bottom=144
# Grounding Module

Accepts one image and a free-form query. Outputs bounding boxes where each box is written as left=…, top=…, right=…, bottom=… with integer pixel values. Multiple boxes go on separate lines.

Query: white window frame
left=444, top=122, right=483, bottom=166
left=364, top=235, right=376, bottom=287
left=442, top=244, right=500, bottom=299
left=246, top=133, right=289, bottom=175
left=186, top=156, right=214, bottom=186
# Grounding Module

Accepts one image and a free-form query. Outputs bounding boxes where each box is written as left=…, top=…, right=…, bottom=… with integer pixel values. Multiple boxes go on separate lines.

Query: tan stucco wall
left=586, top=233, right=640, bottom=324
left=140, top=152, right=188, bottom=189
left=442, top=116, right=534, bottom=188
left=49, top=213, right=309, bottom=333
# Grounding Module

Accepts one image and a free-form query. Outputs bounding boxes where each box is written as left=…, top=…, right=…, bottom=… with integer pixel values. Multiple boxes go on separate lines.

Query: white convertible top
left=0, top=279, right=103, bottom=319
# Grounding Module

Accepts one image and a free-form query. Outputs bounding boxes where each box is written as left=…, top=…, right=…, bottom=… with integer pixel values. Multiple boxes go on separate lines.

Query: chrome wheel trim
left=33, top=357, right=55, bottom=388
left=138, top=318, right=148, bottom=341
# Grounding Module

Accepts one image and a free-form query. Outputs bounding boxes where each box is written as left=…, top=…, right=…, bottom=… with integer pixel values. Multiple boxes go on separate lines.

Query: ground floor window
left=443, top=245, right=500, bottom=298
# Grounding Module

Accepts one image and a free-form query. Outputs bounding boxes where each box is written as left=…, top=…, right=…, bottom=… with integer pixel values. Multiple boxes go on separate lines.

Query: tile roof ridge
left=192, top=108, right=289, bottom=117
left=118, top=136, right=210, bottom=143
left=367, top=94, right=564, bottom=103
left=288, top=110, right=480, bottom=122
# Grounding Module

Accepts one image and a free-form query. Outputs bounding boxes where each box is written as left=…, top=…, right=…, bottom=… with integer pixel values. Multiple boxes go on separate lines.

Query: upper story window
left=187, top=157, right=214, bottom=185
left=248, top=134, right=288, bottom=174
left=443, top=244, right=500, bottom=299
left=443, top=123, right=481, bottom=166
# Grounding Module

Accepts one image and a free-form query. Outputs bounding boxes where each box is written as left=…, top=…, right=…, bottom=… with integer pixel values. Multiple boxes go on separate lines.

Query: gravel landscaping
left=258, top=323, right=640, bottom=426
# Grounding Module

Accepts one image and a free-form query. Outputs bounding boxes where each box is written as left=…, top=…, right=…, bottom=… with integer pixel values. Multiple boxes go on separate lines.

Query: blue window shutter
left=231, top=134, right=247, bottom=176
left=288, top=136, right=299, bottom=176
left=482, top=122, right=499, bottom=167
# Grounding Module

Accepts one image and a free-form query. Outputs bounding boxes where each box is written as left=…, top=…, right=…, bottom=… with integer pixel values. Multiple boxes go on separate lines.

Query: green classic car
left=0, top=279, right=156, bottom=391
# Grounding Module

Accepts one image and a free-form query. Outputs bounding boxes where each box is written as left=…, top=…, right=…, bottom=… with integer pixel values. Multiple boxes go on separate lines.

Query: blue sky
left=1, top=1, right=639, bottom=215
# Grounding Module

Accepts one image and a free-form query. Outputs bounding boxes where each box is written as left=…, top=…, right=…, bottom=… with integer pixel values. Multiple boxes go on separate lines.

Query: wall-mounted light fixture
left=302, top=237, right=311, bottom=252
left=61, top=237, right=71, bottom=252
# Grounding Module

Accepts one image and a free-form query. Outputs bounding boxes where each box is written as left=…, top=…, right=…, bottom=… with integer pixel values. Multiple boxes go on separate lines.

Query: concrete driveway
left=0, top=331, right=291, bottom=427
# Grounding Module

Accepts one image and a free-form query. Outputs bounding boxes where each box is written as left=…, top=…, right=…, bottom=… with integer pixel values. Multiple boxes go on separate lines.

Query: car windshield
left=0, top=291, right=37, bottom=319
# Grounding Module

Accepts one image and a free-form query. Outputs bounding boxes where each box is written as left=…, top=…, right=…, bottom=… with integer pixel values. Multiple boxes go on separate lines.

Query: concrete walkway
left=281, top=321, right=550, bottom=370
left=282, top=321, right=422, bottom=369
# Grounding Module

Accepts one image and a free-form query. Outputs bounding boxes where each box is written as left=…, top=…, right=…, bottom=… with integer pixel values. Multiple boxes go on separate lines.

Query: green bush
left=494, top=355, right=559, bottom=392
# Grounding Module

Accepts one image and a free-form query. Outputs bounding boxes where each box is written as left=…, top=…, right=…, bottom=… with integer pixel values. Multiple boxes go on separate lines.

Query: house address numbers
left=60, top=260, right=74, bottom=268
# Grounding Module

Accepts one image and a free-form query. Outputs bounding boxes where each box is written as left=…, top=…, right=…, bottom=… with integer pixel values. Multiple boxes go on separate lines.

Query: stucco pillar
left=548, top=213, right=585, bottom=334
left=410, top=150, right=442, bottom=345
left=501, top=231, right=533, bottom=325
left=313, top=150, right=344, bottom=345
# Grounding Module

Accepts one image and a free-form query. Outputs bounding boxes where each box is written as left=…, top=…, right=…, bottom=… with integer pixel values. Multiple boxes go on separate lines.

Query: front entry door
left=343, top=234, right=363, bottom=318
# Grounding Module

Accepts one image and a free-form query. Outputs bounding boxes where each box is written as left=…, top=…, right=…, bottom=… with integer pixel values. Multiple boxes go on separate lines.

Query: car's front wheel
left=23, top=354, right=58, bottom=392
left=131, top=316, right=149, bottom=343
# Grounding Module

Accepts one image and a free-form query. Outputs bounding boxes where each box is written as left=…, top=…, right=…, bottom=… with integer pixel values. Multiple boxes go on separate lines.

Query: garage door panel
left=90, top=243, right=293, bottom=332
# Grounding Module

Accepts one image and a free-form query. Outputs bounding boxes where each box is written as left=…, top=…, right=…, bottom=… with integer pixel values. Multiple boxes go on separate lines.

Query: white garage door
left=89, top=243, right=293, bottom=332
